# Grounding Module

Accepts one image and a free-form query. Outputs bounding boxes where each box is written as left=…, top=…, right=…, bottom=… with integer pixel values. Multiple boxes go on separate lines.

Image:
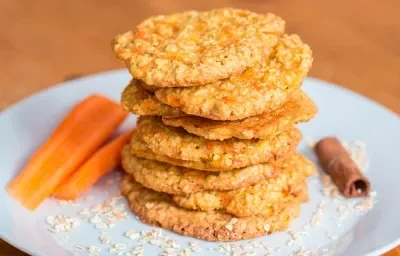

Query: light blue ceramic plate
left=1, top=70, right=399, bottom=256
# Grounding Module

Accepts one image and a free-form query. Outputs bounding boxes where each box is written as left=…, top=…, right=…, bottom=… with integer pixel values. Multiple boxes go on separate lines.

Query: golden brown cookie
left=155, top=34, right=313, bottom=120
left=122, top=144, right=311, bottom=195
left=131, top=132, right=253, bottom=171
left=136, top=116, right=302, bottom=170
left=121, top=175, right=301, bottom=241
left=172, top=159, right=316, bottom=217
left=112, top=9, right=285, bottom=87
left=162, top=90, right=317, bottom=140
left=121, top=79, right=186, bottom=118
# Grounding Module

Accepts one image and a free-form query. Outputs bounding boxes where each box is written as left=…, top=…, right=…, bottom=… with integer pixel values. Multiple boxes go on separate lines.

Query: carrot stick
left=7, top=94, right=128, bottom=210
left=53, top=130, right=133, bottom=200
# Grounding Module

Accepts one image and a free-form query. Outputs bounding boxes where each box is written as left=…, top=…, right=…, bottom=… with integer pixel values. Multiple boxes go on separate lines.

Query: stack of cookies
left=112, top=8, right=318, bottom=241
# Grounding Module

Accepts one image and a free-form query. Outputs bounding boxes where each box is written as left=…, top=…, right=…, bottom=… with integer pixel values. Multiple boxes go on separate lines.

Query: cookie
left=122, top=144, right=311, bottom=195
left=136, top=116, right=302, bottom=170
left=121, top=175, right=301, bottom=241
left=121, top=79, right=186, bottom=118
left=162, top=90, right=317, bottom=140
left=155, top=34, right=313, bottom=120
left=112, top=9, right=285, bottom=87
left=172, top=159, right=316, bottom=217
left=130, top=132, right=243, bottom=171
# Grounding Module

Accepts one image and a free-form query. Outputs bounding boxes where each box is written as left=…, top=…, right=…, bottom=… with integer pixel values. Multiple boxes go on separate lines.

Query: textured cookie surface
left=122, top=145, right=310, bottom=195
left=172, top=157, right=316, bottom=216
left=121, top=79, right=186, bottom=118
left=155, top=34, right=313, bottom=120
left=131, top=132, right=257, bottom=171
left=136, top=116, right=301, bottom=170
left=121, top=175, right=301, bottom=241
left=113, top=9, right=285, bottom=87
left=163, top=90, right=317, bottom=140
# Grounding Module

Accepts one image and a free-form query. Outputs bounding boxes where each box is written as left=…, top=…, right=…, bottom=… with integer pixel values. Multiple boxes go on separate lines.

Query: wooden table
left=0, top=0, right=399, bottom=255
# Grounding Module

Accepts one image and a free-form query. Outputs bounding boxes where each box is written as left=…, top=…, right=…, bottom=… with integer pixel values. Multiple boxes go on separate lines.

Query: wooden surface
left=0, top=0, right=399, bottom=255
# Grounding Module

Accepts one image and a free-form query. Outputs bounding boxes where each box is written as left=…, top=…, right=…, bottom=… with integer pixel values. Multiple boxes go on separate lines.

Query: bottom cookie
left=121, top=175, right=301, bottom=242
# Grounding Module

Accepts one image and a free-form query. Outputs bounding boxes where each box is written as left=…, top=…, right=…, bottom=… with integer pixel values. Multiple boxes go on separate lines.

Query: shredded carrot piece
left=7, top=94, right=128, bottom=210
left=53, top=130, right=133, bottom=200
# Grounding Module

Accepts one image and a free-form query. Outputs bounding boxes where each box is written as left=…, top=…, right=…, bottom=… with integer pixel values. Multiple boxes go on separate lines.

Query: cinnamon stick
left=315, top=137, right=370, bottom=198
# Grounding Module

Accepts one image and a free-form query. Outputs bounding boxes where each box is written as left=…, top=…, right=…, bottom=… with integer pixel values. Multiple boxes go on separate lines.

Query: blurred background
left=1, top=0, right=399, bottom=114
left=0, top=0, right=400, bottom=255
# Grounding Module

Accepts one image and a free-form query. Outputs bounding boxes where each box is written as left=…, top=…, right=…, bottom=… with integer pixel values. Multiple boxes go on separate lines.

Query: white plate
left=1, top=70, right=399, bottom=256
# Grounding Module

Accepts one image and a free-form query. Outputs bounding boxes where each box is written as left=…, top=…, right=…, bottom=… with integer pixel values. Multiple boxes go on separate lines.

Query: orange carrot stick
left=53, top=130, right=133, bottom=200
left=7, top=94, right=128, bottom=210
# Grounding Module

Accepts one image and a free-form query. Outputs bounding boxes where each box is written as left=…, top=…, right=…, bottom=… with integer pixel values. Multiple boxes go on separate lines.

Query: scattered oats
left=88, top=245, right=101, bottom=254
left=108, top=223, right=116, bottom=228
left=265, top=254, right=272, bottom=256
left=288, top=229, right=302, bottom=241
left=356, top=196, right=375, bottom=211
left=130, top=245, right=144, bottom=255
left=89, top=215, right=102, bottom=224
left=74, top=245, right=86, bottom=250
left=263, top=223, right=271, bottom=232
left=99, top=234, right=111, bottom=244
left=90, top=204, right=102, bottom=213
left=150, top=239, right=162, bottom=245
left=109, top=247, right=117, bottom=252
left=78, top=207, right=91, bottom=217
left=117, top=252, right=123, bottom=256
left=190, top=245, right=201, bottom=252
left=160, top=248, right=177, bottom=256
left=290, top=247, right=319, bottom=256
left=107, top=215, right=117, bottom=221
left=215, top=244, right=236, bottom=254
left=45, top=215, right=80, bottom=233
left=286, top=239, right=294, bottom=246
left=125, top=230, right=140, bottom=240
left=172, top=242, right=180, bottom=249
left=310, top=211, right=323, bottom=227
left=95, top=222, right=108, bottom=229
left=177, top=248, right=192, bottom=256
left=318, top=201, right=327, bottom=210
left=215, top=247, right=223, bottom=253
left=115, top=243, right=126, bottom=250
left=189, top=241, right=201, bottom=252
left=276, top=247, right=281, bottom=252
left=326, top=232, right=338, bottom=240
left=264, top=245, right=272, bottom=251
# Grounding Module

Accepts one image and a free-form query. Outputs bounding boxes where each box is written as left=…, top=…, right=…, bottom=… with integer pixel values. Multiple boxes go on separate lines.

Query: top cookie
left=112, top=9, right=285, bottom=87
left=155, top=34, right=313, bottom=120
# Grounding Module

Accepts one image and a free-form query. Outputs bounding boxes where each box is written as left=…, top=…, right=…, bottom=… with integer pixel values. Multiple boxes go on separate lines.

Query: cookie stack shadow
left=112, top=9, right=318, bottom=241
